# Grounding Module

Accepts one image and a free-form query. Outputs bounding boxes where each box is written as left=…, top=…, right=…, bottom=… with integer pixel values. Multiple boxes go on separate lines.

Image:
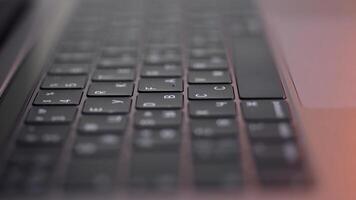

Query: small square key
left=41, top=75, right=87, bottom=89
left=83, top=97, right=131, bottom=114
left=92, top=68, right=135, bottom=81
left=188, top=84, right=234, bottom=100
left=241, top=100, right=290, bottom=121
left=136, top=93, right=183, bottom=109
left=87, top=82, right=134, bottom=97
left=34, top=90, right=83, bottom=105
left=138, top=78, right=183, bottom=92
left=189, top=101, right=236, bottom=117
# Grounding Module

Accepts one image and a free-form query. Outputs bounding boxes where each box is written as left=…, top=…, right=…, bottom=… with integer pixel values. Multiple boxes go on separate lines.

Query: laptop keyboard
left=1, top=0, right=307, bottom=194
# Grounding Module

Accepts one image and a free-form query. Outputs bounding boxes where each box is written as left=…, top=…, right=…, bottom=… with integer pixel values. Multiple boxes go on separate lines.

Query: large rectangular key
left=233, top=37, right=285, bottom=99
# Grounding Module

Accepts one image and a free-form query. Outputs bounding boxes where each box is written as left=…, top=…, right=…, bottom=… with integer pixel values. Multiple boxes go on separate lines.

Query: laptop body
left=0, top=0, right=355, bottom=199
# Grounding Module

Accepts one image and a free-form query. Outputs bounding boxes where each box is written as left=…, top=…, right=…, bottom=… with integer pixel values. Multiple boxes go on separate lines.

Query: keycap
left=189, top=57, right=228, bottom=70
left=232, top=37, right=285, bottom=99
left=133, top=129, right=180, bottom=151
left=188, top=70, right=231, bottom=84
left=190, top=118, right=238, bottom=138
left=241, top=100, right=290, bottom=121
left=33, top=90, right=83, bottom=105
left=188, top=84, right=234, bottom=100
left=101, top=46, right=137, bottom=58
left=48, top=64, right=90, bottom=75
left=83, top=97, right=131, bottom=114
left=17, top=125, right=69, bottom=147
left=65, top=159, right=117, bottom=190
left=73, top=134, right=121, bottom=157
left=41, top=75, right=87, bottom=89
left=138, top=78, right=183, bottom=92
left=194, top=163, right=242, bottom=187
left=144, top=48, right=181, bottom=65
left=26, top=107, right=77, bottom=124
left=77, top=115, right=127, bottom=134
left=92, top=68, right=135, bottom=81
left=97, top=57, right=136, bottom=68
left=141, top=64, right=182, bottom=77
left=253, top=142, right=301, bottom=168
left=130, top=152, right=179, bottom=188
left=190, top=47, right=226, bottom=59
left=134, top=110, right=182, bottom=128
left=189, top=101, right=236, bottom=118
left=192, top=138, right=239, bottom=162
left=54, top=53, right=93, bottom=64
left=87, top=82, right=134, bottom=97
left=247, top=122, right=294, bottom=142
left=136, top=93, right=183, bottom=109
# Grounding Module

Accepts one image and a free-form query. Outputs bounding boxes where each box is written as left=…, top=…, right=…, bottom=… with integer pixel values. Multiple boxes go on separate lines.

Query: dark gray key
left=65, top=159, right=117, bottom=190
left=188, top=70, right=231, bottom=84
left=97, top=57, right=136, bottom=68
left=188, top=84, right=234, bottom=100
left=189, top=57, right=228, bottom=70
left=83, top=97, right=131, bottom=114
left=136, top=93, right=183, bottom=109
left=192, top=138, right=239, bottom=163
left=191, top=118, right=238, bottom=138
left=233, top=37, right=285, bottom=99
left=78, top=115, right=127, bottom=134
left=87, top=82, right=134, bottom=97
left=133, top=129, right=180, bottom=151
left=194, top=163, right=242, bottom=187
left=41, top=75, right=87, bottom=89
left=144, top=48, right=181, bottom=65
left=189, top=101, right=236, bottom=118
left=130, top=152, right=178, bottom=188
left=92, top=68, right=135, bottom=81
left=247, top=122, right=294, bottom=142
left=135, top=110, right=182, bottom=128
left=253, top=142, right=300, bottom=168
left=141, top=64, right=182, bottom=77
left=17, top=125, right=69, bottom=147
left=190, top=48, right=226, bottom=59
left=241, top=100, right=290, bottom=121
left=54, top=53, right=93, bottom=64
left=138, top=78, right=183, bottom=92
left=26, top=107, right=77, bottom=124
left=73, top=134, right=121, bottom=157
left=33, top=90, right=82, bottom=105
left=48, top=64, right=89, bottom=75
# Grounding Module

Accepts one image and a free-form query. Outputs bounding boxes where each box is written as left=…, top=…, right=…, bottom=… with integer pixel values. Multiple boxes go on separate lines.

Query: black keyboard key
left=26, top=107, right=77, bottom=124
left=130, top=152, right=178, bottom=188
left=253, top=142, right=300, bottom=168
left=133, top=129, right=180, bottom=151
left=188, top=84, right=234, bottom=100
left=144, top=48, right=181, bottom=65
left=194, top=163, right=242, bottom=187
left=136, top=93, right=183, bottom=109
left=65, top=159, right=117, bottom=190
left=87, top=82, right=134, bottom=97
left=54, top=53, right=93, bottom=64
left=83, top=97, right=131, bottom=114
left=17, top=125, right=69, bottom=147
left=77, top=115, right=127, bottom=134
left=247, top=122, right=294, bottom=142
left=135, top=110, right=182, bottom=128
left=241, top=100, right=290, bottom=121
left=192, top=138, right=239, bottom=163
left=138, top=78, right=183, bottom=92
left=33, top=90, right=83, bottom=105
left=189, top=57, right=228, bottom=70
left=190, top=48, right=226, bottom=59
left=232, top=37, right=285, bottom=99
left=48, top=64, right=89, bottom=75
left=141, top=64, right=182, bottom=77
left=41, top=75, right=87, bottom=89
left=189, top=101, right=236, bottom=118
left=97, top=57, right=136, bottom=68
left=73, top=134, right=121, bottom=157
left=191, top=118, right=238, bottom=138
left=188, top=70, right=231, bottom=84
left=92, top=68, right=135, bottom=81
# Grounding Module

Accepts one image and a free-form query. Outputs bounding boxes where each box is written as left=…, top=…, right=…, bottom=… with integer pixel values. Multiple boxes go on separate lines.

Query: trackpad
left=265, top=0, right=356, bottom=108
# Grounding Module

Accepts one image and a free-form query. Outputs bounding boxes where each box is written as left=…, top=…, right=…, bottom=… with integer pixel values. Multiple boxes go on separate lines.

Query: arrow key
left=83, top=97, right=131, bottom=114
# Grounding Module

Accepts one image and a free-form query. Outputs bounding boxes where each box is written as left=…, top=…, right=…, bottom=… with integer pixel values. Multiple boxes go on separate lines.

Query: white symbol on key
left=163, top=111, right=176, bottom=118
left=45, top=92, right=55, bottom=96
left=212, top=71, right=223, bottom=76
left=38, top=108, right=47, bottom=114
left=216, top=119, right=231, bottom=127
left=214, top=86, right=226, bottom=91
left=115, top=83, right=127, bottom=87
left=164, top=79, right=176, bottom=83
left=59, top=99, right=71, bottom=103
left=94, top=90, right=106, bottom=95
left=195, top=93, right=208, bottom=98
left=246, top=101, right=258, bottom=107
left=164, top=95, right=176, bottom=99
left=143, top=102, right=156, bottom=107
left=112, top=100, right=124, bottom=104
